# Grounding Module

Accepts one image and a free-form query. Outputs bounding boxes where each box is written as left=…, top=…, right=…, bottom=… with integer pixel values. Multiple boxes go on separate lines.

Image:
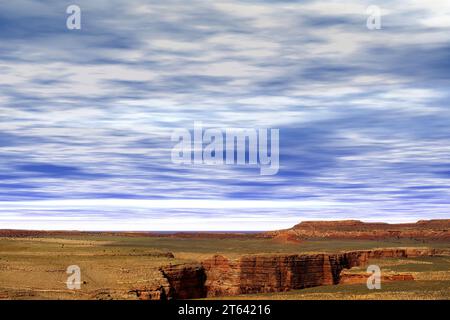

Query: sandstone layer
left=154, top=247, right=444, bottom=300
left=339, top=272, right=414, bottom=285
left=264, top=219, right=450, bottom=240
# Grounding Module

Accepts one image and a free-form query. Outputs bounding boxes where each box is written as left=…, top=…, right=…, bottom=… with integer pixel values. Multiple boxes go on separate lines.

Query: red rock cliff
left=157, top=248, right=443, bottom=299
left=265, top=219, right=450, bottom=240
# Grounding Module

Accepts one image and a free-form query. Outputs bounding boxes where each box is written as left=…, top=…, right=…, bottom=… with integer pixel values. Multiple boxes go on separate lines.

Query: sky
left=0, top=0, right=450, bottom=230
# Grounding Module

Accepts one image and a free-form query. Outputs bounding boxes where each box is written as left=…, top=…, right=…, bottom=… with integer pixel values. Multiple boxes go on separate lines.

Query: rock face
left=265, top=219, right=450, bottom=240
left=128, top=286, right=169, bottom=300
left=160, top=264, right=207, bottom=299
left=340, top=272, right=414, bottom=285
left=156, top=248, right=443, bottom=299
left=202, top=254, right=335, bottom=297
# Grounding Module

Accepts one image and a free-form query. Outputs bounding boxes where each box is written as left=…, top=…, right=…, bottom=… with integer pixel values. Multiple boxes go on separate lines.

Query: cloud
left=0, top=0, right=449, bottom=229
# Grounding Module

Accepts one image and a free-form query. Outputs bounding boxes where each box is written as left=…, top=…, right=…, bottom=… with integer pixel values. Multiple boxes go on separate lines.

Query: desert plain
left=0, top=219, right=449, bottom=300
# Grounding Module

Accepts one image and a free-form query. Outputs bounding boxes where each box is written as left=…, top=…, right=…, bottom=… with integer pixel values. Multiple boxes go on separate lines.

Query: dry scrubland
left=0, top=234, right=449, bottom=300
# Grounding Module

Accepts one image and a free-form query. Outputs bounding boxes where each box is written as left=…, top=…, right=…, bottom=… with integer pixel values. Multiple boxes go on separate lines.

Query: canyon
left=134, top=247, right=446, bottom=300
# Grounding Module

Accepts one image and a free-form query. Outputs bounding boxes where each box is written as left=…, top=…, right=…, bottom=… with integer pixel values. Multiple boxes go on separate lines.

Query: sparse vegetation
left=0, top=235, right=449, bottom=299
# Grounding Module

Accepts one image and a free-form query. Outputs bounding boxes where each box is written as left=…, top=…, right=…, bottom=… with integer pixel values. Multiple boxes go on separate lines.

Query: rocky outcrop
left=340, top=272, right=414, bottom=285
left=128, top=286, right=169, bottom=300
left=154, top=248, right=444, bottom=299
left=202, top=254, right=336, bottom=297
left=326, top=247, right=444, bottom=280
left=265, top=219, right=450, bottom=241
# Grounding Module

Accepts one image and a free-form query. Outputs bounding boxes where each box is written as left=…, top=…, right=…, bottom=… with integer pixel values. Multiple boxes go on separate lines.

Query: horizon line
left=1, top=218, right=446, bottom=233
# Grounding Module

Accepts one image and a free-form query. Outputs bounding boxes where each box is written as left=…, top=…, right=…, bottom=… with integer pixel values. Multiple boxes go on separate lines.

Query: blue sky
left=1, top=0, right=450, bottom=230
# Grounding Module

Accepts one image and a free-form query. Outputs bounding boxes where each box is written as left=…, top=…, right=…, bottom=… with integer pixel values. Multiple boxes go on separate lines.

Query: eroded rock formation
left=202, top=254, right=336, bottom=296
left=155, top=248, right=444, bottom=299
left=160, top=264, right=207, bottom=299
left=265, top=219, right=450, bottom=240
left=340, top=272, right=414, bottom=285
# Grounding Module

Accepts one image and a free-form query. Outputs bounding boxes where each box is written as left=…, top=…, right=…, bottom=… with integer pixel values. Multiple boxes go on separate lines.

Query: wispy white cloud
left=0, top=0, right=449, bottom=229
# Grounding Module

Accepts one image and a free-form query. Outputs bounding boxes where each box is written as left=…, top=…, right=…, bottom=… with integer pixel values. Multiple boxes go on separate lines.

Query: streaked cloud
left=0, top=0, right=449, bottom=229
